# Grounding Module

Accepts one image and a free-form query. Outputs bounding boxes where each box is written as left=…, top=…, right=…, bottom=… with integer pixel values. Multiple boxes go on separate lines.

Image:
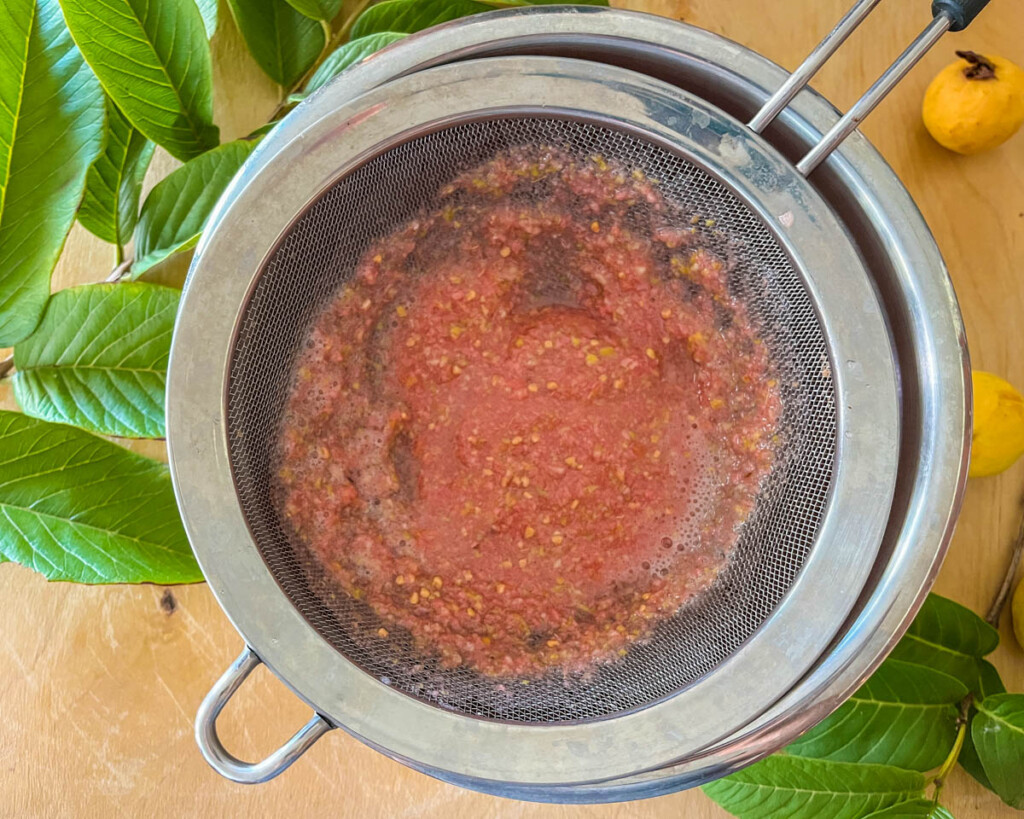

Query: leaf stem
left=986, top=492, right=1024, bottom=627
left=115, top=242, right=124, bottom=266
left=932, top=693, right=973, bottom=804
left=0, top=354, right=13, bottom=380
left=106, top=257, right=134, bottom=284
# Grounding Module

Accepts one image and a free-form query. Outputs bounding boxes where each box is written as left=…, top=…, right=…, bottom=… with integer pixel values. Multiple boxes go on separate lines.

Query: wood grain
left=2, top=1, right=1023, bottom=816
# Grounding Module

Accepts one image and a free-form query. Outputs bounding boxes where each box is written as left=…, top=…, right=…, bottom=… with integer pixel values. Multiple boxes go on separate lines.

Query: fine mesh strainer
left=230, top=117, right=840, bottom=724
left=167, top=0, right=980, bottom=800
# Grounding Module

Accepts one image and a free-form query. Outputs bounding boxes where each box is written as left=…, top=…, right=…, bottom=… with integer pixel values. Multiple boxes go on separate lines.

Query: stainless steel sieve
left=167, top=0, right=978, bottom=801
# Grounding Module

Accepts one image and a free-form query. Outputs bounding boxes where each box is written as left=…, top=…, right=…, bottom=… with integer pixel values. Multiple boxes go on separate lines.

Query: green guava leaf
left=77, top=97, right=155, bottom=246
left=284, top=0, right=342, bottom=20
left=888, top=594, right=999, bottom=695
left=972, top=694, right=1024, bottom=809
left=12, top=283, right=178, bottom=439
left=351, top=0, right=492, bottom=36
left=59, top=0, right=218, bottom=161
left=863, top=799, right=955, bottom=818
left=976, top=658, right=1006, bottom=700
left=0, top=412, right=200, bottom=584
left=959, top=715, right=995, bottom=793
left=786, top=659, right=966, bottom=771
left=227, top=0, right=325, bottom=86
left=351, top=0, right=606, bottom=35
left=957, top=659, right=1007, bottom=791
left=132, top=138, right=257, bottom=276
left=701, top=756, right=926, bottom=819
left=0, top=0, right=105, bottom=346
left=300, top=31, right=406, bottom=97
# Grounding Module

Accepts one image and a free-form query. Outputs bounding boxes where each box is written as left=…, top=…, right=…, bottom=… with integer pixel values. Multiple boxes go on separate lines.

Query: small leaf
left=12, top=283, right=178, bottom=439
left=59, top=0, right=219, bottom=161
left=958, top=714, right=994, bottom=792
left=195, top=0, right=218, bottom=38
left=957, top=660, right=1007, bottom=792
left=77, top=97, right=155, bottom=246
left=973, top=693, right=1024, bottom=808
left=284, top=0, right=342, bottom=20
left=0, top=0, right=105, bottom=346
left=701, top=756, right=925, bottom=819
left=977, top=658, right=1006, bottom=700
left=351, top=0, right=492, bottom=37
left=889, top=594, right=999, bottom=695
left=785, top=659, right=966, bottom=771
left=133, top=139, right=257, bottom=276
left=302, top=31, right=406, bottom=96
left=863, top=799, right=955, bottom=818
left=227, top=0, right=325, bottom=86
left=0, top=412, right=200, bottom=584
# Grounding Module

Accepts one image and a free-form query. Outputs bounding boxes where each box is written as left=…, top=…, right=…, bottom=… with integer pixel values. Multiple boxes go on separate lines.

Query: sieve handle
left=195, top=646, right=333, bottom=784
left=749, top=0, right=993, bottom=175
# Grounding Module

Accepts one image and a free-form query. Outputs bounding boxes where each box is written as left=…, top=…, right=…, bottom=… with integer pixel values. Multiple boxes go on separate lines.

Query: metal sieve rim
left=167, top=55, right=899, bottom=785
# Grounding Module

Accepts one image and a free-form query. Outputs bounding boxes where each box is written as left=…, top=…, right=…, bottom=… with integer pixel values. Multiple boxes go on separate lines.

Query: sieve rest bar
left=748, top=0, right=883, bottom=134
left=796, top=11, right=952, bottom=175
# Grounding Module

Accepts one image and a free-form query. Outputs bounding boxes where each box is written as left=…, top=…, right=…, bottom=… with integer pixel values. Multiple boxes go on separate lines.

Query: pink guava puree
left=276, top=147, right=781, bottom=677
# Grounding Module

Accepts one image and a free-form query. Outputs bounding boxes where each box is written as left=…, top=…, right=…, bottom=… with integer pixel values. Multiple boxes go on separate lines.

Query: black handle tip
left=931, top=0, right=992, bottom=32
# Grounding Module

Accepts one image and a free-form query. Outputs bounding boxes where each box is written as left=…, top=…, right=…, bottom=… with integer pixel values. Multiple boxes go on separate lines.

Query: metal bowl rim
left=167, top=54, right=899, bottom=785
left=172, top=6, right=970, bottom=798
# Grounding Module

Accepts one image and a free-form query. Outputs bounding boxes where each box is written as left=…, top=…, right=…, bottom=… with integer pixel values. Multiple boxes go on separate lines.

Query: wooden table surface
left=2, top=1, right=1023, bottom=816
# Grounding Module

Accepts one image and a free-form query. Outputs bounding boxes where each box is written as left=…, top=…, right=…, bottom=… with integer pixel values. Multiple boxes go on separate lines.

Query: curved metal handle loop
left=196, top=646, right=333, bottom=784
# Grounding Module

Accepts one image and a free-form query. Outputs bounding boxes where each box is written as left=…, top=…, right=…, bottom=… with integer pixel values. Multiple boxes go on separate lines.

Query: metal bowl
left=168, top=7, right=970, bottom=802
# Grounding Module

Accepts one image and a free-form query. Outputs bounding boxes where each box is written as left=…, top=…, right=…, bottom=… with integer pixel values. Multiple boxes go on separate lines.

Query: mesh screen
left=226, top=117, right=837, bottom=723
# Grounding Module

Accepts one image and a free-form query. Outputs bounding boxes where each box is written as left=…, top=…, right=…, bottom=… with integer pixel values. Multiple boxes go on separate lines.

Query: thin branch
left=0, top=354, right=13, bottom=380
left=986, top=493, right=1024, bottom=627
